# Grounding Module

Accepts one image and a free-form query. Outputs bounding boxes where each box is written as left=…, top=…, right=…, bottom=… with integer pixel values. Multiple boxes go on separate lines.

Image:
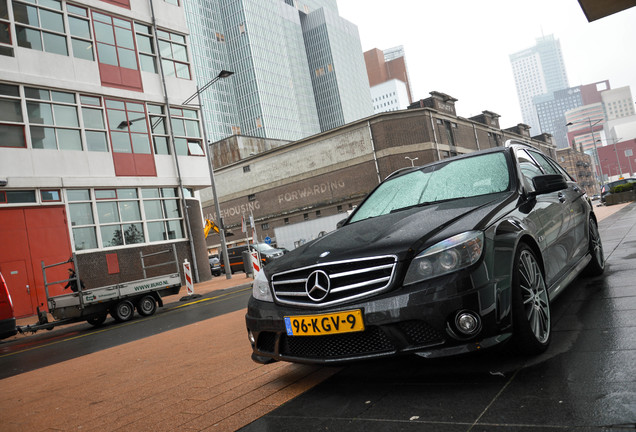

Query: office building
left=183, top=0, right=373, bottom=143
left=364, top=46, right=413, bottom=113
left=510, top=34, right=569, bottom=132
left=0, top=0, right=212, bottom=318
left=535, top=81, right=610, bottom=149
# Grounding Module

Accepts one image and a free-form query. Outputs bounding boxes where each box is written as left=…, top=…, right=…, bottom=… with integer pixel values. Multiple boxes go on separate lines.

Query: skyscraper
left=510, top=34, right=569, bottom=132
left=184, top=0, right=373, bottom=143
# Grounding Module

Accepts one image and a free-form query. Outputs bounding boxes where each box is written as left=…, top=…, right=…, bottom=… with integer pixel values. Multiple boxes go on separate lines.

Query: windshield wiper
left=389, top=197, right=470, bottom=213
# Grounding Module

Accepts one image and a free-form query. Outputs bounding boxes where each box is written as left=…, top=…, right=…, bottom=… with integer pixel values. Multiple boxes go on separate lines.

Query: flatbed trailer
left=18, top=246, right=182, bottom=333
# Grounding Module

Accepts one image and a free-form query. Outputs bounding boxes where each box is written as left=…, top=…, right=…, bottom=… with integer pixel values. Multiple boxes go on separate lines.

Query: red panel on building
left=106, top=253, right=120, bottom=274
left=134, top=153, right=157, bottom=177
left=112, top=152, right=137, bottom=176
left=98, top=63, right=142, bottom=92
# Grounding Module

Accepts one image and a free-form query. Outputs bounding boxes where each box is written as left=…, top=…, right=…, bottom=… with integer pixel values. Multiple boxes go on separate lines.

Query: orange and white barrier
left=183, top=259, right=194, bottom=295
left=251, top=251, right=261, bottom=274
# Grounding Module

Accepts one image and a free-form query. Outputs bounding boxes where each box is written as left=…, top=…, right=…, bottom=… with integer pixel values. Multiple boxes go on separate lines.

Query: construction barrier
left=183, top=259, right=194, bottom=295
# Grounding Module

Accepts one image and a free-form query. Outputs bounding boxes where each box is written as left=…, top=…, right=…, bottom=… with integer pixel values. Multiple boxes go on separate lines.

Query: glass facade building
left=184, top=0, right=373, bottom=143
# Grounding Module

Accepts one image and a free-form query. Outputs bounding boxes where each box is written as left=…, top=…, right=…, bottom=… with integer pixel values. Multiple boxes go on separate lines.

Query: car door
left=529, top=150, right=588, bottom=265
left=515, top=149, right=569, bottom=286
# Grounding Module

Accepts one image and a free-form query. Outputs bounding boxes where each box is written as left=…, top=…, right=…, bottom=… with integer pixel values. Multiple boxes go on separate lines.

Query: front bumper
left=245, top=269, right=513, bottom=365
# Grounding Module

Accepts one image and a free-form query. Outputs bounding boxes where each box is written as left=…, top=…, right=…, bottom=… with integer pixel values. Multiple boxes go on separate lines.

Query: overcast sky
left=336, top=0, right=636, bottom=128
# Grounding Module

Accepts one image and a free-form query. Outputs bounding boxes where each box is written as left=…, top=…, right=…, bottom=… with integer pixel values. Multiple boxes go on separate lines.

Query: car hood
left=267, top=192, right=514, bottom=274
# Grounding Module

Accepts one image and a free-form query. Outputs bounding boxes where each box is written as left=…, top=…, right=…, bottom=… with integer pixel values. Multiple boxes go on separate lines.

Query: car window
left=349, top=152, right=510, bottom=222
left=516, top=149, right=544, bottom=180
left=528, top=150, right=559, bottom=175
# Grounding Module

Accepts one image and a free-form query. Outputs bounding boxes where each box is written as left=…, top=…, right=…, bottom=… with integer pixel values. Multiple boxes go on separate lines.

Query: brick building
left=202, top=92, right=558, bottom=251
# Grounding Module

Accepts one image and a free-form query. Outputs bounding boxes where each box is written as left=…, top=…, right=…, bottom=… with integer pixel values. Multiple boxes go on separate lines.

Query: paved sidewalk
left=2, top=270, right=341, bottom=431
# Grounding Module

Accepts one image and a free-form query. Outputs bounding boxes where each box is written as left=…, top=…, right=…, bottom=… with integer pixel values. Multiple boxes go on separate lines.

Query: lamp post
left=405, top=156, right=418, bottom=167
left=182, top=70, right=234, bottom=279
left=566, top=118, right=604, bottom=185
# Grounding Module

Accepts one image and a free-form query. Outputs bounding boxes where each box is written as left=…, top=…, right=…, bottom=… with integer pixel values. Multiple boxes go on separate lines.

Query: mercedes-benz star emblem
left=305, top=270, right=331, bottom=302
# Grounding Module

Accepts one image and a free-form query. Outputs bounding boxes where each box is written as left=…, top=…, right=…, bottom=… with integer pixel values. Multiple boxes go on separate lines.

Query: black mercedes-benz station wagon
left=245, top=141, right=604, bottom=365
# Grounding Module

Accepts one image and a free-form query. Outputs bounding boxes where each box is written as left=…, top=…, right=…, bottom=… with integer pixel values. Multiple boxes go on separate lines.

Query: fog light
left=248, top=330, right=255, bottom=345
left=455, top=312, right=480, bottom=335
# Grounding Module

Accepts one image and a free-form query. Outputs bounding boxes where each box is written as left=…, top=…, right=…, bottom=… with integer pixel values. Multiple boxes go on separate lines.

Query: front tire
left=584, top=218, right=604, bottom=276
left=511, top=244, right=551, bottom=355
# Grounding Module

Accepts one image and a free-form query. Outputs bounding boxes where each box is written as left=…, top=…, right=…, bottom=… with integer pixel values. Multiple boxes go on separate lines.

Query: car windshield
left=350, top=152, right=510, bottom=223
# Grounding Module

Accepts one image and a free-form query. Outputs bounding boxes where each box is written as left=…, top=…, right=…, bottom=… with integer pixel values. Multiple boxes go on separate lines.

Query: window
left=261, top=223, right=269, bottom=230
left=0, top=0, right=14, bottom=56
left=67, top=187, right=184, bottom=251
left=303, top=213, right=309, bottom=221
left=66, top=4, right=93, bottom=60
left=170, top=107, right=201, bottom=155
left=96, top=188, right=144, bottom=247
left=142, top=188, right=183, bottom=242
left=80, top=95, right=108, bottom=151
left=93, top=12, right=136, bottom=69
left=148, top=104, right=169, bottom=154
left=26, top=87, right=82, bottom=150
left=0, top=83, right=26, bottom=148
left=92, top=11, right=142, bottom=91
left=248, top=194, right=255, bottom=201
left=13, top=0, right=68, bottom=56
left=0, top=190, right=36, bottom=203
left=284, top=218, right=289, bottom=225
left=106, top=99, right=156, bottom=176
left=135, top=23, right=157, bottom=73
left=68, top=189, right=98, bottom=250
left=157, top=29, right=190, bottom=79
left=41, top=189, right=61, bottom=201
left=243, top=165, right=250, bottom=173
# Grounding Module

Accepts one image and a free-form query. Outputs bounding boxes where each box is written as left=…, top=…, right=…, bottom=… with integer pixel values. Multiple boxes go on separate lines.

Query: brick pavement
left=0, top=201, right=628, bottom=431
left=1, top=271, right=341, bottom=431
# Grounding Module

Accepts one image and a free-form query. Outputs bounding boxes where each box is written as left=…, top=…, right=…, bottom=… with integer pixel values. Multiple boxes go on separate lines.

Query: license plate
left=284, top=310, right=364, bottom=336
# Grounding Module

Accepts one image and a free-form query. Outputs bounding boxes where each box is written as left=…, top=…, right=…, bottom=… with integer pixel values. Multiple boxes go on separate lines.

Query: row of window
left=69, top=187, right=184, bottom=250
left=0, top=187, right=187, bottom=252
left=1, top=0, right=191, bottom=81
left=0, top=82, right=204, bottom=156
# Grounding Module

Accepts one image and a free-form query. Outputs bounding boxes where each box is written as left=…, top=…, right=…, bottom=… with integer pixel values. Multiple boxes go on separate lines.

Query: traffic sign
left=264, top=236, right=271, bottom=244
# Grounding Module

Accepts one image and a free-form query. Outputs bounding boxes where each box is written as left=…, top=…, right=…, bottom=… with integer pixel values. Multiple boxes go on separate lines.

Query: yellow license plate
left=284, top=310, right=365, bottom=336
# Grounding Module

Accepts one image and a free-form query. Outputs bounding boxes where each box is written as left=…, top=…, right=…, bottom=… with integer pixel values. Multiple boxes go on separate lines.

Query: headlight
left=403, top=231, right=484, bottom=285
left=252, top=269, right=273, bottom=302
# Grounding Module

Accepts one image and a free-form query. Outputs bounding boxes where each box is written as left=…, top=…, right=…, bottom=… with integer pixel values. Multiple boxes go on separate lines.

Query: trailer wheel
left=137, top=295, right=157, bottom=316
left=86, top=313, right=107, bottom=327
left=111, top=300, right=135, bottom=322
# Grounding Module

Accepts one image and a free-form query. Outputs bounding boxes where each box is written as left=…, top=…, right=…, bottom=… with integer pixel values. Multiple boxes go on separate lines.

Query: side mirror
left=531, top=174, right=567, bottom=196
left=336, top=218, right=348, bottom=229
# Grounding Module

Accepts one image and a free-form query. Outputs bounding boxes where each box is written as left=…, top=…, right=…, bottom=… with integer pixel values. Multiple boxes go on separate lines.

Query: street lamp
left=182, top=70, right=234, bottom=279
left=566, top=118, right=604, bottom=185
left=405, top=156, right=418, bottom=167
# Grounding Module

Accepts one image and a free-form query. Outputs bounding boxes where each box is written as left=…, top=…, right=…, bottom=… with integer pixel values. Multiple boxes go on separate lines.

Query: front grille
left=279, top=327, right=395, bottom=359
left=271, top=255, right=397, bottom=308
